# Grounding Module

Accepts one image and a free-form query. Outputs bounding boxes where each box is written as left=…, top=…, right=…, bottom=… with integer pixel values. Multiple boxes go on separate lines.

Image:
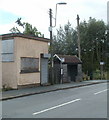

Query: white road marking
left=33, top=98, right=81, bottom=115
left=94, top=89, right=108, bottom=95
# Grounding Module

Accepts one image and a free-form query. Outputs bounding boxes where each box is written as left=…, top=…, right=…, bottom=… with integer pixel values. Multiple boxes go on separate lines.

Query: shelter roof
left=54, top=54, right=82, bottom=64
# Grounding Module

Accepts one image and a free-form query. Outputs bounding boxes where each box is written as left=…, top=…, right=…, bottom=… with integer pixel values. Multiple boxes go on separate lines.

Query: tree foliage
left=53, top=18, right=108, bottom=75
left=10, top=18, right=44, bottom=37
left=23, top=22, right=43, bottom=37
left=53, top=21, right=78, bottom=55
left=10, top=27, right=21, bottom=33
left=80, top=18, right=107, bottom=73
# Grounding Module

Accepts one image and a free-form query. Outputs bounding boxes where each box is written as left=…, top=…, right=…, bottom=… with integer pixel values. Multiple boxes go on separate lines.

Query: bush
left=2, top=84, right=13, bottom=91
left=93, top=70, right=101, bottom=80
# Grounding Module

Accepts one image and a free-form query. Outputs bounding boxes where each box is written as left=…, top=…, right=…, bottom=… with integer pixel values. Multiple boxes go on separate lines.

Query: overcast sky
left=0, top=0, right=108, bottom=38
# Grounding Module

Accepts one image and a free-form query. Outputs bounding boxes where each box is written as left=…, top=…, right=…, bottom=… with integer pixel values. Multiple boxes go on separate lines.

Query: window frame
left=20, top=57, right=39, bottom=74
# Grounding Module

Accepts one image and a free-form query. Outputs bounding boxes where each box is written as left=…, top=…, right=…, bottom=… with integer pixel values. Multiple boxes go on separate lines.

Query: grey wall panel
left=2, top=39, right=14, bottom=62
left=2, top=40, right=14, bottom=53
left=41, top=58, right=48, bottom=84
left=2, top=54, right=14, bottom=62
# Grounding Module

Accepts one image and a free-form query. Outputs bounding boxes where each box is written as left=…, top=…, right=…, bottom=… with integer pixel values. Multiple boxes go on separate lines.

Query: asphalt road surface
left=2, top=82, right=108, bottom=118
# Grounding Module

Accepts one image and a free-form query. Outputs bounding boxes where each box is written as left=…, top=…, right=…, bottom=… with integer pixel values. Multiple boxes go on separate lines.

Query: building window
left=20, top=57, right=39, bottom=73
left=2, top=39, right=14, bottom=62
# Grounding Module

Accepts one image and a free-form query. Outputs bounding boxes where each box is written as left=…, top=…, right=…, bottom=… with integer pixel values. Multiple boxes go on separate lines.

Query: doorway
left=67, top=65, right=77, bottom=82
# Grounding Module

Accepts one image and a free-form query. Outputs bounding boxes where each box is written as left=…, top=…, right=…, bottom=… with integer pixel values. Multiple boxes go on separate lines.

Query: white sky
left=0, top=0, right=108, bottom=38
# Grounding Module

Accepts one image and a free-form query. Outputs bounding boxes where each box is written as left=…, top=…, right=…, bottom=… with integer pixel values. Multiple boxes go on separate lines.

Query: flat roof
left=0, top=33, right=50, bottom=42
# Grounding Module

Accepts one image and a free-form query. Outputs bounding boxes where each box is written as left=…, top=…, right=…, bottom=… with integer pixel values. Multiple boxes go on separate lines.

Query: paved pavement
left=1, top=80, right=108, bottom=100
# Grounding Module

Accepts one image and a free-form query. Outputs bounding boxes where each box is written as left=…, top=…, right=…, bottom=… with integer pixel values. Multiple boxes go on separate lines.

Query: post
left=77, top=14, right=81, bottom=60
left=49, top=9, right=54, bottom=84
left=101, top=65, right=103, bottom=80
left=76, top=14, right=83, bottom=82
left=100, top=62, right=104, bottom=80
left=55, top=4, right=58, bottom=27
left=60, top=62, right=63, bottom=84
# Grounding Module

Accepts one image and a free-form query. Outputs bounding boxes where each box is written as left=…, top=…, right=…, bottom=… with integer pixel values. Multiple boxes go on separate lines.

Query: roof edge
left=54, top=54, right=82, bottom=64
left=0, top=33, right=50, bottom=42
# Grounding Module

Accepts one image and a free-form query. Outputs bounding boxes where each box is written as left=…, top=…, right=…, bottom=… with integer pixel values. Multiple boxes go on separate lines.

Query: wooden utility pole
left=49, top=9, right=54, bottom=84
left=77, top=14, right=81, bottom=60
left=76, top=14, right=83, bottom=82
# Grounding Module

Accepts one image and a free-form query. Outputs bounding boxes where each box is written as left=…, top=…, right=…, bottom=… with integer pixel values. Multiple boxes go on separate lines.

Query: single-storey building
left=1, top=33, right=50, bottom=89
left=53, top=54, right=82, bottom=83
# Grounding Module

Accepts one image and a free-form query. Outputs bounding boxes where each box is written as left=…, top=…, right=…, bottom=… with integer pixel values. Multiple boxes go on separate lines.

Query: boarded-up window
left=21, top=57, right=39, bottom=73
left=2, top=40, right=14, bottom=62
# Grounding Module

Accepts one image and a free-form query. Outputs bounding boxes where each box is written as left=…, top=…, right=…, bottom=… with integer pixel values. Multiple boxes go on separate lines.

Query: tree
left=10, top=27, right=21, bottom=33
left=23, top=22, right=43, bottom=37
left=79, top=18, right=107, bottom=74
left=53, top=21, right=78, bottom=55
left=106, top=24, right=109, bottom=72
left=10, top=18, right=44, bottom=37
left=53, top=18, right=107, bottom=77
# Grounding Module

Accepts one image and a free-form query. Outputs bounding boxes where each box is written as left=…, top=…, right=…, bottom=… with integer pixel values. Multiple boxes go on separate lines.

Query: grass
left=106, top=71, right=109, bottom=80
left=83, top=70, right=109, bottom=80
left=2, top=84, right=14, bottom=91
left=2, top=86, right=15, bottom=91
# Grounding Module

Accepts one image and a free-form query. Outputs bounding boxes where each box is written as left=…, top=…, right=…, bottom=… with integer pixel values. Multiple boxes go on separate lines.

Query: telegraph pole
left=49, top=9, right=54, bottom=84
left=76, top=14, right=83, bottom=81
left=77, top=14, right=81, bottom=60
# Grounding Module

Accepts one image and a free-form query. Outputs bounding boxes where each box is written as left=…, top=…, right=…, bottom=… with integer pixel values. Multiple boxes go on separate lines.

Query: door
left=40, top=58, right=48, bottom=85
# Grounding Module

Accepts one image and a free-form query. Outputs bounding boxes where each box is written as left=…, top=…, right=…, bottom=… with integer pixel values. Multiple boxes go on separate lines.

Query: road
left=2, top=82, right=108, bottom=118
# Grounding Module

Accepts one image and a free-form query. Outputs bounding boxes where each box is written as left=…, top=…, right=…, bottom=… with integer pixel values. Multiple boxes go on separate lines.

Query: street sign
left=100, top=62, right=105, bottom=65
